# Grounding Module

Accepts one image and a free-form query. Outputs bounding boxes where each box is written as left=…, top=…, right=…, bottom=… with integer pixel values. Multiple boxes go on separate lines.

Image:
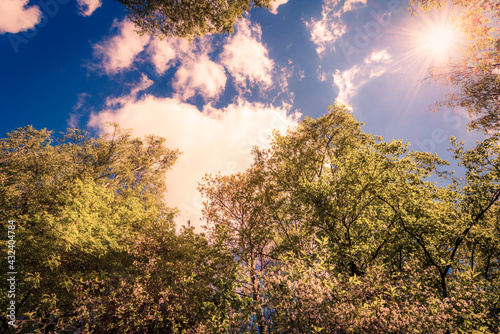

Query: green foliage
left=200, top=104, right=500, bottom=332
left=0, top=124, right=182, bottom=332
left=72, top=224, right=237, bottom=333
left=2, top=105, right=500, bottom=332
left=115, top=0, right=277, bottom=40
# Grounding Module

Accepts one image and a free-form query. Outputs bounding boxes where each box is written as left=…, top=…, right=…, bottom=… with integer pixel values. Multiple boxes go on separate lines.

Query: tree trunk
left=250, top=265, right=267, bottom=333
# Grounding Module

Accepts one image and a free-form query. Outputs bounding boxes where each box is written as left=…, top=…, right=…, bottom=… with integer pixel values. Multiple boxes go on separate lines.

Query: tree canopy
left=0, top=125, right=235, bottom=333
left=199, top=104, right=500, bottom=332
left=115, top=0, right=277, bottom=39
left=2, top=108, right=500, bottom=333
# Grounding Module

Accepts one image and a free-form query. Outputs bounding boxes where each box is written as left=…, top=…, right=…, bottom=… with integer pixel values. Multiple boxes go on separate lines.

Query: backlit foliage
left=116, top=0, right=278, bottom=39
left=1, top=107, right=499, bottom=332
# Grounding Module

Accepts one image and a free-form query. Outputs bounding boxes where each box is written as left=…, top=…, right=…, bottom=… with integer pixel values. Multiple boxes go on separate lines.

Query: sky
left=0, top=0, right=485, bottom=230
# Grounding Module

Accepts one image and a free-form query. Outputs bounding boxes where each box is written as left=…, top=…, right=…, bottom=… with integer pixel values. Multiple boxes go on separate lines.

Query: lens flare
left=416, top=22, right=459, bottom=62
left=384, top=8, right=465, bottom=111
left=395, top=10, right=464, bottom=81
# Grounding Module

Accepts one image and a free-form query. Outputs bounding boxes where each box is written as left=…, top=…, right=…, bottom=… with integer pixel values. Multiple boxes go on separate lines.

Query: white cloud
left=333, top=65, right=361, bottom=107
left=364, top=49, right=391, bottom=64
left=342, top=0, right=367, bottom=12
left=0, top=0, right=42, bottom=34
left=88, top=87, right=299, bottom=231
left=307, top=19, right=346, bottom=55
left=148, top=37, right=227, bottom=101
left=305, top=0, right=368, bottom=56
left=92, top=19, right=150, bottom=75
left=333, top=49, right=392, bottom=107
left=173, top=53, right=227, bottom=101
left=91, top=17, right=277, bottom=101
left=77, top=0, right=102, bottom=16
left=269, top=0, right=289, bottom=14
left=305, top=0, right=345, bottom=55
left=92, top=22, right=227, bottom=101
left=220, top=17, right=274, bottom=92
left=147, top=38, right=191, bottom=75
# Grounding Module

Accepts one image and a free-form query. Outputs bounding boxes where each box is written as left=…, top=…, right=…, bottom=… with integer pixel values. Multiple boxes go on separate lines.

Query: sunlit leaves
left=116, top=0, right=277, bottom=39
left=2, top=106, right=500, bottom=332
left=200, top=104, right=500, bottom=332
left=0, top=124, right=181, bottom=332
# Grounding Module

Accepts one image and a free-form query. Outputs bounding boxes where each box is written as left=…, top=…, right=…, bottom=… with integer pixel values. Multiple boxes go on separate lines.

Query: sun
left=407, top=8, right=463, bottom=67
left=416, top=22, right=460, bottom=62
left=386, top=9, right=464, bottom=107
left=425, top=24, right=458, bottom=56
left=398, top=11, right=463, bottom=78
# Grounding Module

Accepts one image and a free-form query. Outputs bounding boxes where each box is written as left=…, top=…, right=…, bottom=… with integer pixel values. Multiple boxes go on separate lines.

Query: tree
left=411, top=0, right=500, bottom=132
left=0, top=124, right=181, bottom=332
left=71, top=223, right=237, bottom=333
left=200, top=104, right=500, bottom=332
left=199, top=168, right=276, bottom=333
left=3, top=106, right=500, bottom=332
left=115, top=0, right=277, bottom=40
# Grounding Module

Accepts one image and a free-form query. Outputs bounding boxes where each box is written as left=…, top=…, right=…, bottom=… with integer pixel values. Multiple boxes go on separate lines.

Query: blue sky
left=0, top=0, right=484, bottom=229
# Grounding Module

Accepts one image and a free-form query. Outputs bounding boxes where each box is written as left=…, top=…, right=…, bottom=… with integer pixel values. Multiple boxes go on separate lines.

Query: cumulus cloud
left=305, top=0, right=345, bottom=55
left=173, top=54, right=227, bottom=101
left=305, top=0, right=368, bottom=56
left=147, top=38, right=191, bottom=75
left=333, top=49, right=392, bottom=107
left=147, top=38, right=227, bottom=101
left=92, top=19, right=150, bottom=75
left=92, top=21, right=227, bottom=101
left=342, top=0, right=367, bottom=12
left=77, top=0, right=102, bottom=16
left=269, top=0, right=289, bottom=14
left=220, top=17, right=274, bottom=92
left=88, top=86, right=299, bottom=231
left=0, top=0, right=42, bottom=34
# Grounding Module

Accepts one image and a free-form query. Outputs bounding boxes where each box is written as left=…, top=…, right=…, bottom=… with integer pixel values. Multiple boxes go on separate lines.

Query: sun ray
left=379, top=7, right=465, bottom=112
left=413, top=19, right=460, bottom=63
left=389, top=7, right=464, bottom=77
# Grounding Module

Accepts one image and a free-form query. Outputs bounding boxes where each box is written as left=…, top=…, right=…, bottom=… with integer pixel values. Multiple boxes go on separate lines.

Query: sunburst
left=383, top=8, right=464, bottom=113
left=392, top=8, right=464, bottom=79
left=414, top=20, right=460, bottom=63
